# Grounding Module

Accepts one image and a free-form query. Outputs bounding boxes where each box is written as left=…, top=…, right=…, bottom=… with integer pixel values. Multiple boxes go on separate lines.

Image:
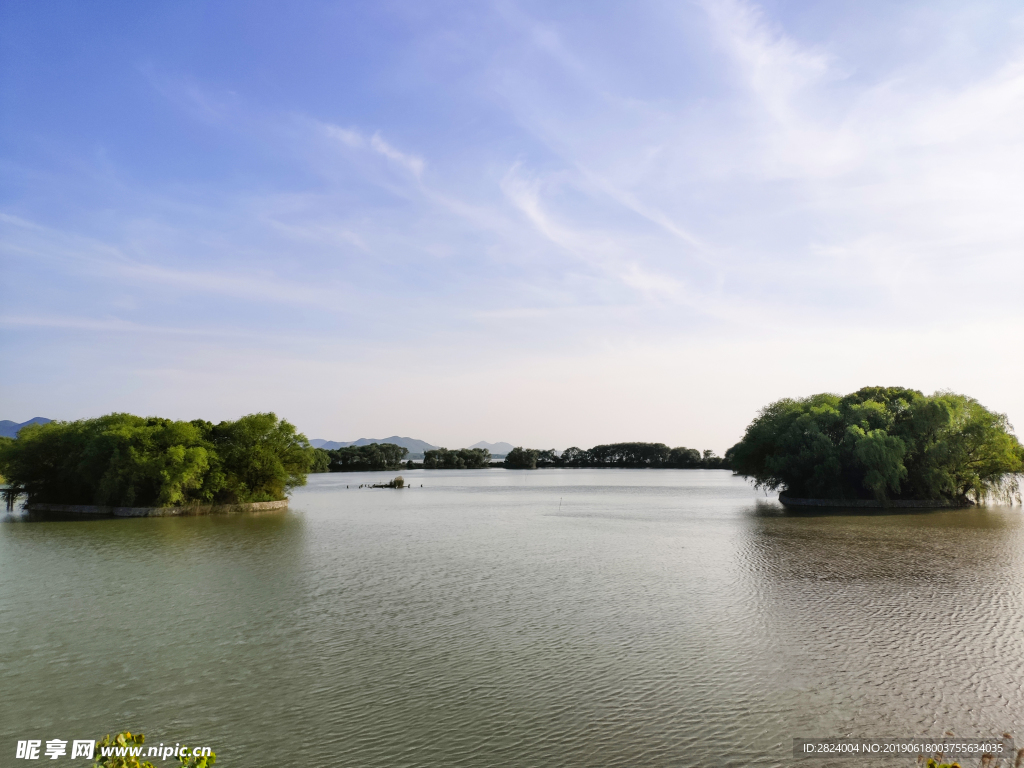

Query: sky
left=2, top=0, right=1023, bottom=453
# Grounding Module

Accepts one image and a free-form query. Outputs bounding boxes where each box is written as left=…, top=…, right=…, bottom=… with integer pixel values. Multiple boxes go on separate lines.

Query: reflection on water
left=737, top=507, right=1024, bottom=751
left=1, top=470, right=1021, bottom=767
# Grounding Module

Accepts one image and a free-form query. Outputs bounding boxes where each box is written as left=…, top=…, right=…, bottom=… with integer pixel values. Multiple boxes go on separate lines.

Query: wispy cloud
left=0, top=214, right=359, bottom=310
left=318, top=120, right=425, bottom=176
left=701, top=0, right=832, bottom=121
left=3, top=0, right=1023, bottom=443
left=0, top=313, right=253, bottom=338
left=370, top=132, right=425, bottom=176
left=322, top=123, right=364, bottom=148
left=499, top=164, right=709, bottom=308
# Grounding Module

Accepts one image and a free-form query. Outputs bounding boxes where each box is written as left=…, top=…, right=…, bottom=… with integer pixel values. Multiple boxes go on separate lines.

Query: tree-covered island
left=726, top=387, right=1024, bottom=505
left=323, top=443, right=409, bottom=471
left=308, top=444, right=492, bottom=471
left=423, top=447, right=491, bottom=468
left=310, top=443, right=727, bottom=471
left=0, top=413, right=313, bottom=509
left=503, top=443, right=728, bottom=469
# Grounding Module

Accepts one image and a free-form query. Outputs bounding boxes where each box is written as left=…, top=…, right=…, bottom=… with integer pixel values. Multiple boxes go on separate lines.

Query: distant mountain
left=309, top=439, right=343, bottom=450
left=468, top=441, right=516, bottom=455
left=307, top=436, right=516, bottom=459
left=0, top=417, right=52, bottom=439
left=309, top=436, right=439, bottom=453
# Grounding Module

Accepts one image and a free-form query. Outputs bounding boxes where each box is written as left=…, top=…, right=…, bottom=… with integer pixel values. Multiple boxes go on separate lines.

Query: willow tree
left=726, top=387, right=1024, bottom=504
left=424, top=447, right=491, bottom=469
left=0, top=412, right=313, bottom=507
left=503, top=447, right=539, bottom=469
left=327, top=442, right=408, bottom=471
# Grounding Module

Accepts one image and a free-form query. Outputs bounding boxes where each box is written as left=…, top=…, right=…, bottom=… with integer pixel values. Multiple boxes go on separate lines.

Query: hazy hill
left=469, top=441, right=515, bottom=455
left=309, top=436, right=439, bottom=453
left=307, top=436, right=514, bottom=459
left=0, top=417, right=52, bottom=439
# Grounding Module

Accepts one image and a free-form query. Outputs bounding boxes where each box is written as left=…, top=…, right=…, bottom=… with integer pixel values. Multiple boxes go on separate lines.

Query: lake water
left=2, top=469, right=1022, bottom=767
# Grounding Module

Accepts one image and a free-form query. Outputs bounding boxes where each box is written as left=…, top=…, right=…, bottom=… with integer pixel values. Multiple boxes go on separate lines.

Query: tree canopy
left=309, top=448, right=331, bottom=473
left=0, top=436, right=11, bottom=484
left=504, top=443, right=728, bottom=469
left=0, top=413, right=313, bottom=507
left=423, top=447, right=491, bottom=469
left=326, top=443, right=408, bottom=471
left=503, top=447, right=539, bottom=469
left=726, top=387, right=1024, bottom=504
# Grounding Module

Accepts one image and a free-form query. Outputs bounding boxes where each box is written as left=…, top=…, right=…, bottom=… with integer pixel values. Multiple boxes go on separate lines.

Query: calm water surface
left=2, top=470, right=1022, bottom=767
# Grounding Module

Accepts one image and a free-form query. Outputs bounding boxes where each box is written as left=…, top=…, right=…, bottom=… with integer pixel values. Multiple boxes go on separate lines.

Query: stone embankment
left=24, top=499, right=288, bottom=517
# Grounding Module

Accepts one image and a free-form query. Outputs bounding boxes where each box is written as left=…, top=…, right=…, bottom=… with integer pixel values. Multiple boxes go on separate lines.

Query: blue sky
left=2, top=0, right=1023, bottom=451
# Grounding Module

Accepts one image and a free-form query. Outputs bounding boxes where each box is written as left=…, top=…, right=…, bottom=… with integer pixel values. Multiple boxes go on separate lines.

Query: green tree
left=0, top=415, right=219, bottom=507
left=588, top=442, right=671, bottom=467
left=727, top=387, right=1024, bottom=504
left=209, top=413, right=313, bottom=503
left=0, top=413, right=313, bottom=507
left=423, top=447, right=490, bottom=469
left=668, top=447, right=702, bottom=468
left=536, top=449, right=559, bottom=467
left=329, top=443, right=408, bottom=471
left=503, top=447, right=539, bottom=469
left=424, top=448, right=463, bottom=469
left=560, top=446, right=591, bottom=466
left=309, top=448, right=331, bottom=473
left=0, top=435, right=11, bottom=480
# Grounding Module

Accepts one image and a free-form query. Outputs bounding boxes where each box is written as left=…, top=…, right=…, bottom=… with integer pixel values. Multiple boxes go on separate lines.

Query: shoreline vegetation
left=0, top=415, right=732, bottom=511
left=728, top=387, right=1024, bottom=506
left=308, top=442, right=731, bottom=472
left=4, top=385, right=1021, bottom=511
left=503, top=444, right=728, bottom=469
left=0, top=413, right=313, bottom=511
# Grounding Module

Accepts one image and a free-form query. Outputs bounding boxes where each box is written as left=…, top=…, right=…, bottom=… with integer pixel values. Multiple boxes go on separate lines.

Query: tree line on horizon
left=312, top=444, right=493, bottom=471
left=4, top=386, right=1019, bottom=508
left=423, top=447, right=491, bottom=469
left=309, top=441, right=730, bottom=472
left=319, top=443, right=409, bottom=472
left=503, top=443, right=729, bottom=470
